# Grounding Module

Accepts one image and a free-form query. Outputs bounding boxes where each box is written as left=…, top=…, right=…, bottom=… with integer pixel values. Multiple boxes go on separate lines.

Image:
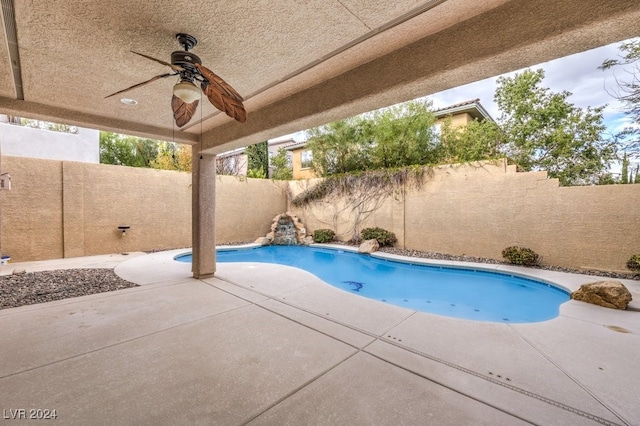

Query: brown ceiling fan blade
left=195, top=64, right=246, bottom=122
left=202, top=84, right=247, bottom=123
left=131, top=51, right=183, bottom=72
left=105, top=73, right=174, bottom=98
left=195, top=63, right=243, bottom=102
left=171, top=95, right=199, bottom=127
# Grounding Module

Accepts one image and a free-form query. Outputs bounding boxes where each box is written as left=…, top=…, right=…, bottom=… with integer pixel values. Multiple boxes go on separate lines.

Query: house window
left=433, top=122, right=442, bottom=138
left=301, top=150, right=313, bottom=168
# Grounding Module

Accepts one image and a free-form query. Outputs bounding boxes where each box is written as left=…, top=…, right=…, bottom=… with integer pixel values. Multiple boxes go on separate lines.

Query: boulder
left=358, top=239, right=379, bottom=254
left=570, top=281, right=632, bottom=310
left=254, top=237, right=271, bottom=246
left=302, top=236, right=314, bottom=245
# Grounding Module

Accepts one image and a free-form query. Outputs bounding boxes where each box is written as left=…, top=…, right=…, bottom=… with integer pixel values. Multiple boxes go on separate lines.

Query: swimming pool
left=175, top=245, right=569, bottom=323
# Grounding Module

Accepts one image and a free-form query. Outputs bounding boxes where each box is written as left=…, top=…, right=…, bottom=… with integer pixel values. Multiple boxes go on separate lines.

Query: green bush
left=361, top=227, right=397, bottom=247
left=313, top=229, right=335, bottom=243
left=627, top=254, right=640, bottom=271
left=501, top=246, right=540, bottom=266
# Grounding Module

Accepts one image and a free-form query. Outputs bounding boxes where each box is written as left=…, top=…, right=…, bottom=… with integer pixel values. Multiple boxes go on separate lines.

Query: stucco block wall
left=0, top=157, right=287, bottom=261
left=2, top=155, right=637, bottom=271
left=0, top=157, right=64, bottom=260
left=290, top=160, right=640, bottom=272
left=77, top=163, right=193, bottom=256
left=215, top=175, right=288, bottom=243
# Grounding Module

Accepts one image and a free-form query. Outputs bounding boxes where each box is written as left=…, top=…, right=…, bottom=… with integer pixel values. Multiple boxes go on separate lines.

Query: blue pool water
left=176, top=246, right=569, bottom=323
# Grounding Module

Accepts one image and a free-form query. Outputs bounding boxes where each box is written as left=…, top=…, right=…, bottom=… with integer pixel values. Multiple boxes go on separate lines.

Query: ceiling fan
left=106, top=33, right=246, bottom=127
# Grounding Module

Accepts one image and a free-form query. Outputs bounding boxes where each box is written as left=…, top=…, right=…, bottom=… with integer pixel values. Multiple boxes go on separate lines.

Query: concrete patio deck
left=1, top=249, right=638, bottom=425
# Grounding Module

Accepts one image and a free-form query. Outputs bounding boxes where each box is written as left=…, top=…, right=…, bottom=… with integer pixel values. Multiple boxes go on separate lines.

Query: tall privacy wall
left=289, top=160, right=640, bottom=272
left=0, top=156, right=287, bottom=261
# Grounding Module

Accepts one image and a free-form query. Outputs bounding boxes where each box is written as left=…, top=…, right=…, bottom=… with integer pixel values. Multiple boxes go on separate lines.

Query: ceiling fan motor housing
left=171, top=51, right=202, bottom=69
left=172, top=51, right=202, bottom=84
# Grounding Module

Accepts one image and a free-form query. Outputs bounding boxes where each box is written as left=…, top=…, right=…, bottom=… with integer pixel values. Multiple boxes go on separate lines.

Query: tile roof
left=433, top=98, right=481, bottom=113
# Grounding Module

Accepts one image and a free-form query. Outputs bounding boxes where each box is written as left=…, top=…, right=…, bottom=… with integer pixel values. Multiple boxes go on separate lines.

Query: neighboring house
left=0, top=115, right=99, bottom=163
left=433, top=98, right=493, bottom=130
left=266, top=138, right=294, bottom=178
left=287, top=99, right=494, bottom=179
left=216, top=138, right=296, bottom=177
left=215, top=147, right=247, bottom=176
left=285, top=140, right=315, bottom=180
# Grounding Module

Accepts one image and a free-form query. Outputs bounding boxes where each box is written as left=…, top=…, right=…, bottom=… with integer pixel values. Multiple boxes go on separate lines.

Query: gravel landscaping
left=0, top=269, right=138, bottom=310
left=379, top=246, right=640, bottom=280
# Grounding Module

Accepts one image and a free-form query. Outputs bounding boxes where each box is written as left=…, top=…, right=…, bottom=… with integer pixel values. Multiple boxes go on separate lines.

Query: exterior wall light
left=0, top=173, right=11, bottom=191
left=117, top=225, right=130, bottom=236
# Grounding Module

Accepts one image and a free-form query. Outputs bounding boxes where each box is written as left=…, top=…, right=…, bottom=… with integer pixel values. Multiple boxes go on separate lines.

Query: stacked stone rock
left=255, top=212, right=312, bottom=245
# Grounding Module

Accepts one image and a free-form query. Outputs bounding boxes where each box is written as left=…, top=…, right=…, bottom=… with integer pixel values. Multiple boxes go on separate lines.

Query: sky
left=273, top=38, right=639, bottom=161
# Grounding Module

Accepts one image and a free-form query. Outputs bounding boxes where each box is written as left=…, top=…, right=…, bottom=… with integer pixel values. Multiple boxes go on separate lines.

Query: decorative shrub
left=501, top=246, right=540, bottom=266
left=313, top=229, right=335, bottom=243
left=627, top=254, right=640, bottom=271
left=361, top=227, right=397, bottom=247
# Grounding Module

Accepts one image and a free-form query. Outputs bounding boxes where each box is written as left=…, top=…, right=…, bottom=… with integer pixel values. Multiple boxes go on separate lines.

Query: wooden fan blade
left=195, top=63, right=243, bottom=102
left=202, top=84, right=247, bottom=123
left=171, top=95, right=199, bottom=127
left=195, top=64, right=246, bottom=123
left=105, top=73, right=174, bottom=98
left=131, top=51, right=183, bottom=72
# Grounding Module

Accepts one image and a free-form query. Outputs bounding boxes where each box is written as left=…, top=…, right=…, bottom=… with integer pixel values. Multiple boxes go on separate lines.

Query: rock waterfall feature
left=255, top=213, right=311, bottom=245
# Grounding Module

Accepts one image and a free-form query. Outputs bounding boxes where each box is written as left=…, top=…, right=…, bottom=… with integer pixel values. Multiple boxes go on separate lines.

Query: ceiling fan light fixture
left=173, top=80, right=201, bottom=104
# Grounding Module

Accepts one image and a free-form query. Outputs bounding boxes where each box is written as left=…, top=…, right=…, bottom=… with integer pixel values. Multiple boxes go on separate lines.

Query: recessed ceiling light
left=120, top=98, right=138, bottom=105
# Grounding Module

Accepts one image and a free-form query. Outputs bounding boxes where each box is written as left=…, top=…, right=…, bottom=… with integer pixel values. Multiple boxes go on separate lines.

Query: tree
left=495, top=69, right=616, bottom=186
left=439, top=117, right=505, bottom=164
left=271, top=148, right=292, bottom=180
left=600, top=38, right=640, bottom=129
left=245, top=141, right=269, bottom=178
left=150, top=142, right=192, bottom=172
left=15, top=117, right=78, bottom=133
left=365, top=100, right=439, bottom=169
left=99, top=132, right=159, bottom=168
left=305, top=117, right=371, bottom=176
left=305, top=100, right=439, bottom=176
left=621, top=152, right=629, bottom=184
left=600, top=38, right=640, bottom=171
left=216, top=153, right=245, bottom=175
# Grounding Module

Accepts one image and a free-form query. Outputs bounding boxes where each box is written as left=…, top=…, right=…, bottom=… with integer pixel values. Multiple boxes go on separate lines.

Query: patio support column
left=191, top=152, right=216, bottom=278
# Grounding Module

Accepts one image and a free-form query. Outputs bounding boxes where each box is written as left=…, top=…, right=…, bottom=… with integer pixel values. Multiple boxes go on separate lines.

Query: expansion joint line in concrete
left=240, top=351, right=361, bottom=425
left=207, top=279, right=531, bottom=424
left=508, top=325, right=630, bottom=426
left=207, top=276, right=622, bottom=426
left=0, top=296, right=249, bottom=381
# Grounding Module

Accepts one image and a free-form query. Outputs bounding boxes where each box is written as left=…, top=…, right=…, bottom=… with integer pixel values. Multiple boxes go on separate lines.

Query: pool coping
left=174, top=243, right=640, bottom=307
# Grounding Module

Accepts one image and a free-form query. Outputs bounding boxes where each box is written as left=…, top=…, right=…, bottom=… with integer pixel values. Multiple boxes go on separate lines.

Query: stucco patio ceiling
left=1, top=0, right=639, bottom=154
